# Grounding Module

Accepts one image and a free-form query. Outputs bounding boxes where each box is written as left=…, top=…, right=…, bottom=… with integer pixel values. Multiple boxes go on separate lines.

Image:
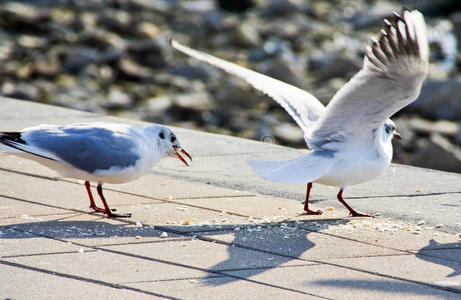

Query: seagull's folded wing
left=170, top=39, right=326, bottom=134
left=248, top=151, right=334, bottom=183
left=306, top=10, right=429, bottom=150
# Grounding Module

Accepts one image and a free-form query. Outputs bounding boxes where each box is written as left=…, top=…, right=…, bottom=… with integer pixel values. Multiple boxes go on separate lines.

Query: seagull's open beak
left=173, top=146, right=192, bottom=166
left=393, top=131, right=402, bottom=140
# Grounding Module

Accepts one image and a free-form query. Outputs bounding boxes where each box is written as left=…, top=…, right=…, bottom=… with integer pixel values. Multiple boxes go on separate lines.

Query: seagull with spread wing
left=170, top=9, right=428, bottom=216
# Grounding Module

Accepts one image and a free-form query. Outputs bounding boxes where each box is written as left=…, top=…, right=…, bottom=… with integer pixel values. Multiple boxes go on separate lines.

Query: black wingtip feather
left=0, top=132, right=26, bottom=144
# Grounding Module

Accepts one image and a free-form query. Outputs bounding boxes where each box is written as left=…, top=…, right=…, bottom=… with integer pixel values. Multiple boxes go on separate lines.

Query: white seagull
left=171, top=9, right=429, bottom=216
left=0, top=122, right=191, bottom=217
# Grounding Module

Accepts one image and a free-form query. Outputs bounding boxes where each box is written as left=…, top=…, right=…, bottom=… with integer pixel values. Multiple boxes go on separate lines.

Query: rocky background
left=1, top=0, right=461, bottom=173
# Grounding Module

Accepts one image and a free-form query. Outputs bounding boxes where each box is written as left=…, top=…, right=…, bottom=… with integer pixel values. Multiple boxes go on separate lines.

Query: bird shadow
left=415, top=239, right=461, bottom=278
left=310, top=279, right=458, bottom=296
left=0, top=217, right=348, bottom=286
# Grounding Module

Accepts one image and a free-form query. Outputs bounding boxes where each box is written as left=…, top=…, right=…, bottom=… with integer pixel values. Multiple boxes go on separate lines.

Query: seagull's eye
left=159, top=132, right=165, bottom=139
left=170, top=136, right=176, bottom=143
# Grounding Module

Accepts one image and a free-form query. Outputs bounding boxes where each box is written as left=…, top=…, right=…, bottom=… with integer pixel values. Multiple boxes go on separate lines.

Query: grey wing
left=306, top=10, right=429, bottom=150
left=24, top=123, right=142, bottom=173
left=170, top=39, right=326, bottom=134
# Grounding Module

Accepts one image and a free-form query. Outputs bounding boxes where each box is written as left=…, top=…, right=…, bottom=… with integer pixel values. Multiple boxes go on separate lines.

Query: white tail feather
left=247, top=152, right=334, bottom=183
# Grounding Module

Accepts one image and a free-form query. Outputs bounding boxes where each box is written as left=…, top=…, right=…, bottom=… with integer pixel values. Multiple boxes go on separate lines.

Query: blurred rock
left=102, top=88, right=134, bottom=111
left=62, top=47, right=99, bottom=74
left=410, top=134, right=461, bottom=173
left=0, top=2, right=48, bottom=27
left=233, top=22, right=261, bottom=47
left=127, top=39, right=167, bottom=69
left=257, top=44, right=308, bottom=89
left=272, top=122, right=304, bottom=145
left=117, top=58, right=152, bottom=80
left=407, top=78, right=461, bottom=120
left=173, top=92, right=212, bottom=112
left=408, top=118, right=459, bottom=136
left=217, top=0, right=254, bottom=13
left=141, top=96, right=174, bottom=122
left=309, top=51, right=361, bottom=82
left=349, top=2, right=399, bottom=29
left=1, top=81, right=42, bottom=101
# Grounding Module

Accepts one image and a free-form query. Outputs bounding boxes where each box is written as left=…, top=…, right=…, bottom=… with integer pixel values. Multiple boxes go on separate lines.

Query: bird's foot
left=105, top=211, right=132, bottom=218
left=304, top=209, right=323, bottom=215
left=90, top=205, right=116, bottom=213
left=349, top=211, right=370, bottom=217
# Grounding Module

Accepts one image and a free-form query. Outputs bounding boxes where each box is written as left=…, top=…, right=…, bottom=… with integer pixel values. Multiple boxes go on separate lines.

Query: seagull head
left=144, top=125, right=192, bottom=166
left=383, top=119, right=401, bottom=142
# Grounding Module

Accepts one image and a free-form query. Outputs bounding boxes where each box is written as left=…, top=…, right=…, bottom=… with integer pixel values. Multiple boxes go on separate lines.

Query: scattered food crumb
left=435, top=224, right=444, bottom=228
left=326, top=206, right=334, bottom=211
left=189, top=279, right=198, bottom=283
left=160, top=232, right=168, bottom=238
left=136, top=221, right=143, bottom=227
left=417, top=220, right=425, bottom=226
left=415, top=189, right=422, bottom=192
left=184, top=220, right=191, bottom=225
left=78, top=248, right=84, bottom=253
left=135, top=235, right=142, bottom=239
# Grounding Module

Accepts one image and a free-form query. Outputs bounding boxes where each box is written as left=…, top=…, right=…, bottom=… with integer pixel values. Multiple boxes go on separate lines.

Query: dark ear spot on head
left=170, top=136, right=176, bottom=143
left=159, top=132, right=165, bottom=139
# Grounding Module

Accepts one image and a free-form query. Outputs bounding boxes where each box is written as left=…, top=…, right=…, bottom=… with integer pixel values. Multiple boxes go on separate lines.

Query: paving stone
left=224, top=264, right=459, bottom=299
left=0, top=264, right=157, bottom=300
left=126, top=275, right=310, bottom=299
left=101, top=238, right=314, bottom=273
left=195, top=227, right=402, bottom=261
left=1, top=248, right=206, bottom=283
left=318, top=255, right=461, bottom=293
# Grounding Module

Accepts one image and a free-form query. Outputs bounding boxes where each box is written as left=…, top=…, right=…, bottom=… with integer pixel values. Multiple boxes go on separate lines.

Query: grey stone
left=232, top=22, right=261, bottom=48
left=407, top=78, right=461, bottom=121
left=62, top=47, right=100, bottom=74
left=102, top=88, right=134, bottom=111
left=257, top=46, right=308, bottom=89
left=410, top=133, right=461, bottom=173
left=272, top=122, right=305, bottom=145
left=117, top=57, right=152, bottom=80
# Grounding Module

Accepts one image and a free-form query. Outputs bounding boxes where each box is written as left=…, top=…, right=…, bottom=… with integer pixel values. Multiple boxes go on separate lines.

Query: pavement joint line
left=0, top=167, right=58, bottom=181
left=310, top=258, right=461, bottom=294
left=0, top=259, right=180, bottom=300
left=120, top=275, right=224, bottom=284
left=313, top=229, right=461, bottom=256
left=0, top=193, right=106, bottom=216
left=0, top=211, right=80, bottom=220
left=1, top=249, right=99, bottom=259
left=408, top=250, right=461, bottom=266
left=5, top=226, right=330, bottom=298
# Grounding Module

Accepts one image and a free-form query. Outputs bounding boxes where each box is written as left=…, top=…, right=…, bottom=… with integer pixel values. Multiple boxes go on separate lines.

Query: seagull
left=0, top=122, right=192, bottom=217
left=170, top=9, right=428, bottom=216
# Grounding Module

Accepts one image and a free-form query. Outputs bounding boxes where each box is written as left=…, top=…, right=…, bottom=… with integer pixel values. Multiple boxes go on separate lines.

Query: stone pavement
left=0, top=98, right=461, bottom=299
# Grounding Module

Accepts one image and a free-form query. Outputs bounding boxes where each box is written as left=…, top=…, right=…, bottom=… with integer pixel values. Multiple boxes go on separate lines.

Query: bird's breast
left=316, top=148, right=391, bottom=187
